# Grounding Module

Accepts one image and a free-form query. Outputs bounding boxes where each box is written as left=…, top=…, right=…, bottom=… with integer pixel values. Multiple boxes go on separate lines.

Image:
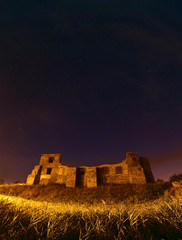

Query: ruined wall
left=39, top=154, right=63, bottom=185
left=128, top=166, right=146, bottom=184
left=77, top=152, right=153, bottom=187
left=56, top=166, right=68, bottom=185
left=66, top=168, right=77, bottom=188
left=26, top=165, right=42, bottom=185
left=84, top=167, right=97, bottom=188
left=27, top=154, right=63, bottom=185
left=125, top=152, right=147, bottom=184
left=26, top=152, right=154, bottom=188
left=40, top=154, right=62, bottom=165
left=96, top=162, right=130, bottom=185
left=140, top=157, right=155, bottom=183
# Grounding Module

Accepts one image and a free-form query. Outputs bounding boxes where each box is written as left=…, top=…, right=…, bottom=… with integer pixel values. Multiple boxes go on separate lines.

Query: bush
left=156, top=178, right=165, bottom=184
left=169, top=173, right=182, bottom=182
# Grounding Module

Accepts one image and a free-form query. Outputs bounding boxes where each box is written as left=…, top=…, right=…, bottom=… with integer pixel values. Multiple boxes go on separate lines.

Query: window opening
left=80, top=168, right=85, bottom=175
left=46, top=168, right=52, bottom=175
left=49, top=157, right=54, bottom=163
left=116, top=167, right=122, bottom=174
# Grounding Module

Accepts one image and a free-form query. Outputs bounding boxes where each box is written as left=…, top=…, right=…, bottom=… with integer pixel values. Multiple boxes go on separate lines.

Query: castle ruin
left=26, top=152, right=155, bottom=187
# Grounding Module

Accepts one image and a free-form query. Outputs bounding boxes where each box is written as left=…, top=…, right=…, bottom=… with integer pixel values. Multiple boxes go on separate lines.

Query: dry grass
left=0, top=193, right=181, bottom=240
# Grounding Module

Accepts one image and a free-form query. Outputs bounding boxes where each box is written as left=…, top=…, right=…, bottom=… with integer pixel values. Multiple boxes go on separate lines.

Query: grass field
left=0, top=184, right=181, bottom=240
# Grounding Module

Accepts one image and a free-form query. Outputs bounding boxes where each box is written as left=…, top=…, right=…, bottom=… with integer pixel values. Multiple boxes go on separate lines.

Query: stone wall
left=39, top=154, right=63, bottom=185
left=40, top=154, right=62, bottom=165
left=26, top=152, right=155, bottom=187
left=26, top=165, right=42, bottom=185
left=128, top=166, right=146, bottom=184
left=56, top=166, right=68, bottom=185
left=96, top=162, right=130, bottom=185
left=84, top=167, right=97, bottom=188
left=66, top=168, right=76, bottom=188
left=126, top=152, right=154, bottom=184
left=27, top=154, right=63, bottom=185
left=140, top=157, right=155, bottom=183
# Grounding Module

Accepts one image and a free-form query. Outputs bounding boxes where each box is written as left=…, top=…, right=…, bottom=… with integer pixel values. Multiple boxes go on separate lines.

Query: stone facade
left=26, top=152, right=155, bottom=187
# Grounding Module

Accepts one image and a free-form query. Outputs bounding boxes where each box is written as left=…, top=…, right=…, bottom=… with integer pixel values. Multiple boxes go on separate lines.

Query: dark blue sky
left=0, top=0, right=182, bottom=182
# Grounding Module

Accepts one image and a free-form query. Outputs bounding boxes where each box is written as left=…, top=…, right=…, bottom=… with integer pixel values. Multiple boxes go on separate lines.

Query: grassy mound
left=0, top=182, right=171, bottom=204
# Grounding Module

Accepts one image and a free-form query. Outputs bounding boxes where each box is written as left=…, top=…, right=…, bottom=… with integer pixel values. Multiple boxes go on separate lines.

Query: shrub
left=169, top=173, right=182, bottom=182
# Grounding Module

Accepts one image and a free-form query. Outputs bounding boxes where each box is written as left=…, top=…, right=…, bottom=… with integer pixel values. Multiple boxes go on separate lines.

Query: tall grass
left=0, top=194, right=181, bottom=240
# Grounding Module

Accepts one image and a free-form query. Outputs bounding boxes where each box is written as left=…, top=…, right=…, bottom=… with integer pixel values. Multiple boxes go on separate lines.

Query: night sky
left=1, top=0, right=182, bottom=183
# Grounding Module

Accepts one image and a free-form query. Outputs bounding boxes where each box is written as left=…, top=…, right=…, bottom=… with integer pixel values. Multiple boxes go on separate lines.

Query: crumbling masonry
left=26, top=152, right=155, bottom=188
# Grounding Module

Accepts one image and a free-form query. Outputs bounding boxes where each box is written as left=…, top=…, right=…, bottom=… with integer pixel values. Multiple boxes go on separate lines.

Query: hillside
left=0, top=182, right=172, bottom=203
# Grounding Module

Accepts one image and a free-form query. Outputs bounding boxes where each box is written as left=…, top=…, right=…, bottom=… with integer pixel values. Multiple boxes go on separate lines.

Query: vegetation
left=169, top=173, right=182, bottom=182
left=0, top=194, right=181, bottom=240
left=0, top=182, right=172, bottom=204
left=0, top=183, right=180, bottom=239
